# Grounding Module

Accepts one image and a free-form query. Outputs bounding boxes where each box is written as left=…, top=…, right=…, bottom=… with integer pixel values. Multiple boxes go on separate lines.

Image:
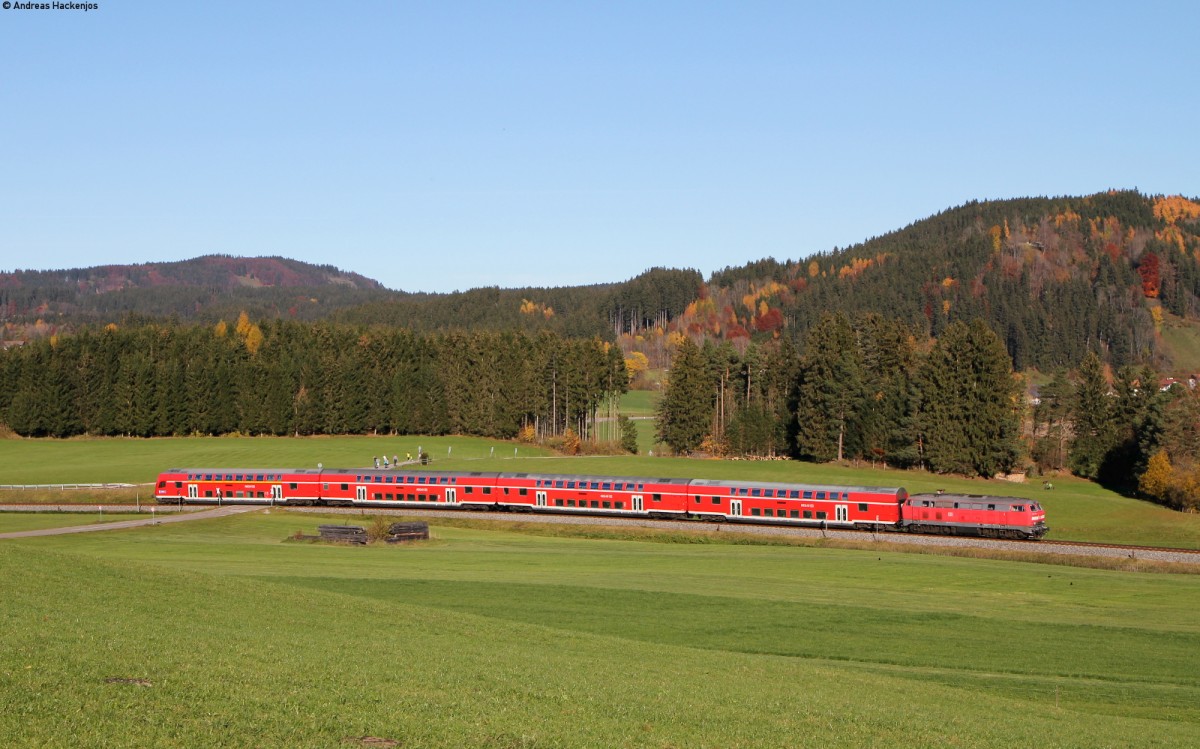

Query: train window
left=751, top=508, right=761, bottom=516
left=290, top=483, right=297, bottom=489
left=615, top=502, right=624, bottom=509
left=988, top=504, right=995, bottom=511
left=567, top=500, right=576, bottom=507
left=603, top=501, right=611, bottom=508
left=638, top=484, right=644, bottom=491
left=555, top=499, right=564, bottom=507
left=791, top=491, right=800, bottom=499
left=602, top=483, right=612, bottom=490
left=519, top=488, right=528, bottom=496
left=739, top=488, right=749, bottom=496
left=764, top=509, right=773, bottom=517
left=591, top=482, right=600, bottom=489
left=803, top=491, right=813, bottom=499
left=816, top=492, right=826, bottom=500
left=590, top=501, right=599, bottom=508
left=567, top=481, right=576, bottom=489
left=858, top=503, right=868, bottom=512
left=816, top=511, right=827, bottom=520
left=483, top=488, right=491, bottom=495
left=803, top=510, right=812, bottom=519
left=322, top=483, right=329, bottom=491
left=790, top=510, right=800, bottom=518
left=465, top=487, right=473, bottom=494
left=1014, top=505, right=1025, bottom=512
left=205, top=490, right=213, bottom=498
left=751, top=489, right=761, bottom=497
left=555, top=481, right=564, bottom=488
left=408, top=494, right=415, bottom=501
left=652, top=494, right=662, bottom=502
left=711, top=497, right=720, bottom=504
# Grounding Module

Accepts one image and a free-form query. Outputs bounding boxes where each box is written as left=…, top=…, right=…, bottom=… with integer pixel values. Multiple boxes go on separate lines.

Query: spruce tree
left=1068, top=351, right=1113, bottom=479
left=794, top=313, right=865, bottom=462
left=656, top=338, right=713, bottom=454
left=918, top=320, right=1020, bottom=477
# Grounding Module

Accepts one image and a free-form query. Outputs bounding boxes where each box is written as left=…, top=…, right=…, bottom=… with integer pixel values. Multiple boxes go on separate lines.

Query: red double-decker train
left=154, top=466, right=1048, bottom=540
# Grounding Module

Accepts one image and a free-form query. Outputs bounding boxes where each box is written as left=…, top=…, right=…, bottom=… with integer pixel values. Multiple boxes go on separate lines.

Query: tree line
left=655, top=312, right=1200, bottom=511
left=0, top=317, right=628, bottom=443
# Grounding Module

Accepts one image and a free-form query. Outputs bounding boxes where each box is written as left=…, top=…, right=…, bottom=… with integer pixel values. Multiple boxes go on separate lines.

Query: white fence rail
left=0, top=483, right=137, bottom=490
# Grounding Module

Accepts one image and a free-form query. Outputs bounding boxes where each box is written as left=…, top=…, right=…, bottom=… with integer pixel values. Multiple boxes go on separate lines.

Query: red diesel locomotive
left=154, top=466, right=1048, bottom=539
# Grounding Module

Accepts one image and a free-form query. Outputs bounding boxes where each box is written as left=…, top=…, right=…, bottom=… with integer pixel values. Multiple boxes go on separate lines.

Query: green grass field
left=0, top=512, right=130, bottom=533
left=3, top=435, right=1200, bottom=548
left=2, top=512, right=1198, bottom=747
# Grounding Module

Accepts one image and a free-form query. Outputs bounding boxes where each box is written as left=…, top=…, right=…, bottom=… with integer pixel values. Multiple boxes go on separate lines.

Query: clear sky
left=1, top=1, right=1197, bottom=294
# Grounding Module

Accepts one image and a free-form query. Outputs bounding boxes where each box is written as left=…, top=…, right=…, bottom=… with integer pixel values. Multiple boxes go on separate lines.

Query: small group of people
left=372, top=453, right=415, bottom=469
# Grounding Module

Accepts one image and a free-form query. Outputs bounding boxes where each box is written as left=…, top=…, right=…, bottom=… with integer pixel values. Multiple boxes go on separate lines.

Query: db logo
left=2, top=2, right=10, bottom=9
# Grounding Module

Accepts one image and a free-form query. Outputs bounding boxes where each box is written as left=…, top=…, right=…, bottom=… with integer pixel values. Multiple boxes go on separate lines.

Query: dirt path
left=0, top=505, right=258, bottom=540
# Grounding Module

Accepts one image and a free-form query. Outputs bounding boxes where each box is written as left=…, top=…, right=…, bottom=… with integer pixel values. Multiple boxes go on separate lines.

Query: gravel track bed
left=287, top=506, right=1200, bottom=565
left=4, top=504, right=1198, bottom=564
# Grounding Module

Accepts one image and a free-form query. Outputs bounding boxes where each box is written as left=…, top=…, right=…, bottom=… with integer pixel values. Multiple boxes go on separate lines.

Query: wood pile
left=318, top=524, right=368, bottom=545
left=315, top=522, right=428, bottom=544
left=386, top=521, right=429, bottom=543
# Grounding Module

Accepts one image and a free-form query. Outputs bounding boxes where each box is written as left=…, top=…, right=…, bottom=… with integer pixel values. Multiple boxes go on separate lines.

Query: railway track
left=3, top=503, right=1199, bottom=564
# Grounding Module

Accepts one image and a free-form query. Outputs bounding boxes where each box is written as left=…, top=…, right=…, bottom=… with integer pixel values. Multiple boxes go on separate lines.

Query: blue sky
left=1, top=1, right=1197, bottom=294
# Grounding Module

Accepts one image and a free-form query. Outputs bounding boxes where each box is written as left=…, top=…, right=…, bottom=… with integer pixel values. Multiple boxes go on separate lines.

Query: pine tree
left=794, top=313, right=865, bottom=462
left=918, top=320, right=1020, bottom=477
left=656, top=338, right=713, bottom=454
left=1068, top=352, right=1114, bottom=479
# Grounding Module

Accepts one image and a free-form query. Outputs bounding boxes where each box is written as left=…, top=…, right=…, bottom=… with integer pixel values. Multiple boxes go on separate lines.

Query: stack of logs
left=317, top=522, right=430, bottom=545
left=385, top=521, right=430, bottom=543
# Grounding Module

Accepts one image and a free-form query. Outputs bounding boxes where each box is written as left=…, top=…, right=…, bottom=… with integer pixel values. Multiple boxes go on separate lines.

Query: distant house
left=1160, top=378, right=1182, bottom=392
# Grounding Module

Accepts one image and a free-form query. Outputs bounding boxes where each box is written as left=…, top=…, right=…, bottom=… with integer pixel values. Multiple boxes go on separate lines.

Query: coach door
left=632, top=495, right=644, bottom=512
left=356, top=486, right=367, bottom=502
left=270, top=484, right=282, bottom=504
left=445, top=488, right=456, bottom=505
left=730, top=500, right=742, bottom=517
left=187, top=484, right=198, bottom=500
left=836, top=504, right=849, bottom=523
left=536, top=491, right=548, bottom=507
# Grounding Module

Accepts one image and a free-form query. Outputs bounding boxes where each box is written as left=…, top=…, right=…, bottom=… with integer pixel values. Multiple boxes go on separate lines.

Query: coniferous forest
left=4, top=190, right=1200, bottom=511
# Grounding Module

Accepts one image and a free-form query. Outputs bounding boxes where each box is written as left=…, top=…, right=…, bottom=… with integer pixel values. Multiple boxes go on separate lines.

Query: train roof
left=495, top=472, right=691, bottom=485
left=909, top=493, right=1038, bottom=509
left=687, top=478, right=906, bottom=494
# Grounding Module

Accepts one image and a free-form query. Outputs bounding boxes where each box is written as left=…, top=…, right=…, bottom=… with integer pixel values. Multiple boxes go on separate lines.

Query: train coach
left=154, top=466, right=1048, bottom=540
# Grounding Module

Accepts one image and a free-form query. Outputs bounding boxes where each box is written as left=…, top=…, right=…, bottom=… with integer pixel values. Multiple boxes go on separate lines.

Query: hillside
left=6, top=191, right=1200, bottom=372
left=0, top=255, right=391, bottom=332
left=644, top=190, right=1200, bottom=371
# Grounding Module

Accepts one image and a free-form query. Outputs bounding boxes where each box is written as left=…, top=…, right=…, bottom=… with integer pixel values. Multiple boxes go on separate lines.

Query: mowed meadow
left=3, top=511, right=1200, bottom=748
